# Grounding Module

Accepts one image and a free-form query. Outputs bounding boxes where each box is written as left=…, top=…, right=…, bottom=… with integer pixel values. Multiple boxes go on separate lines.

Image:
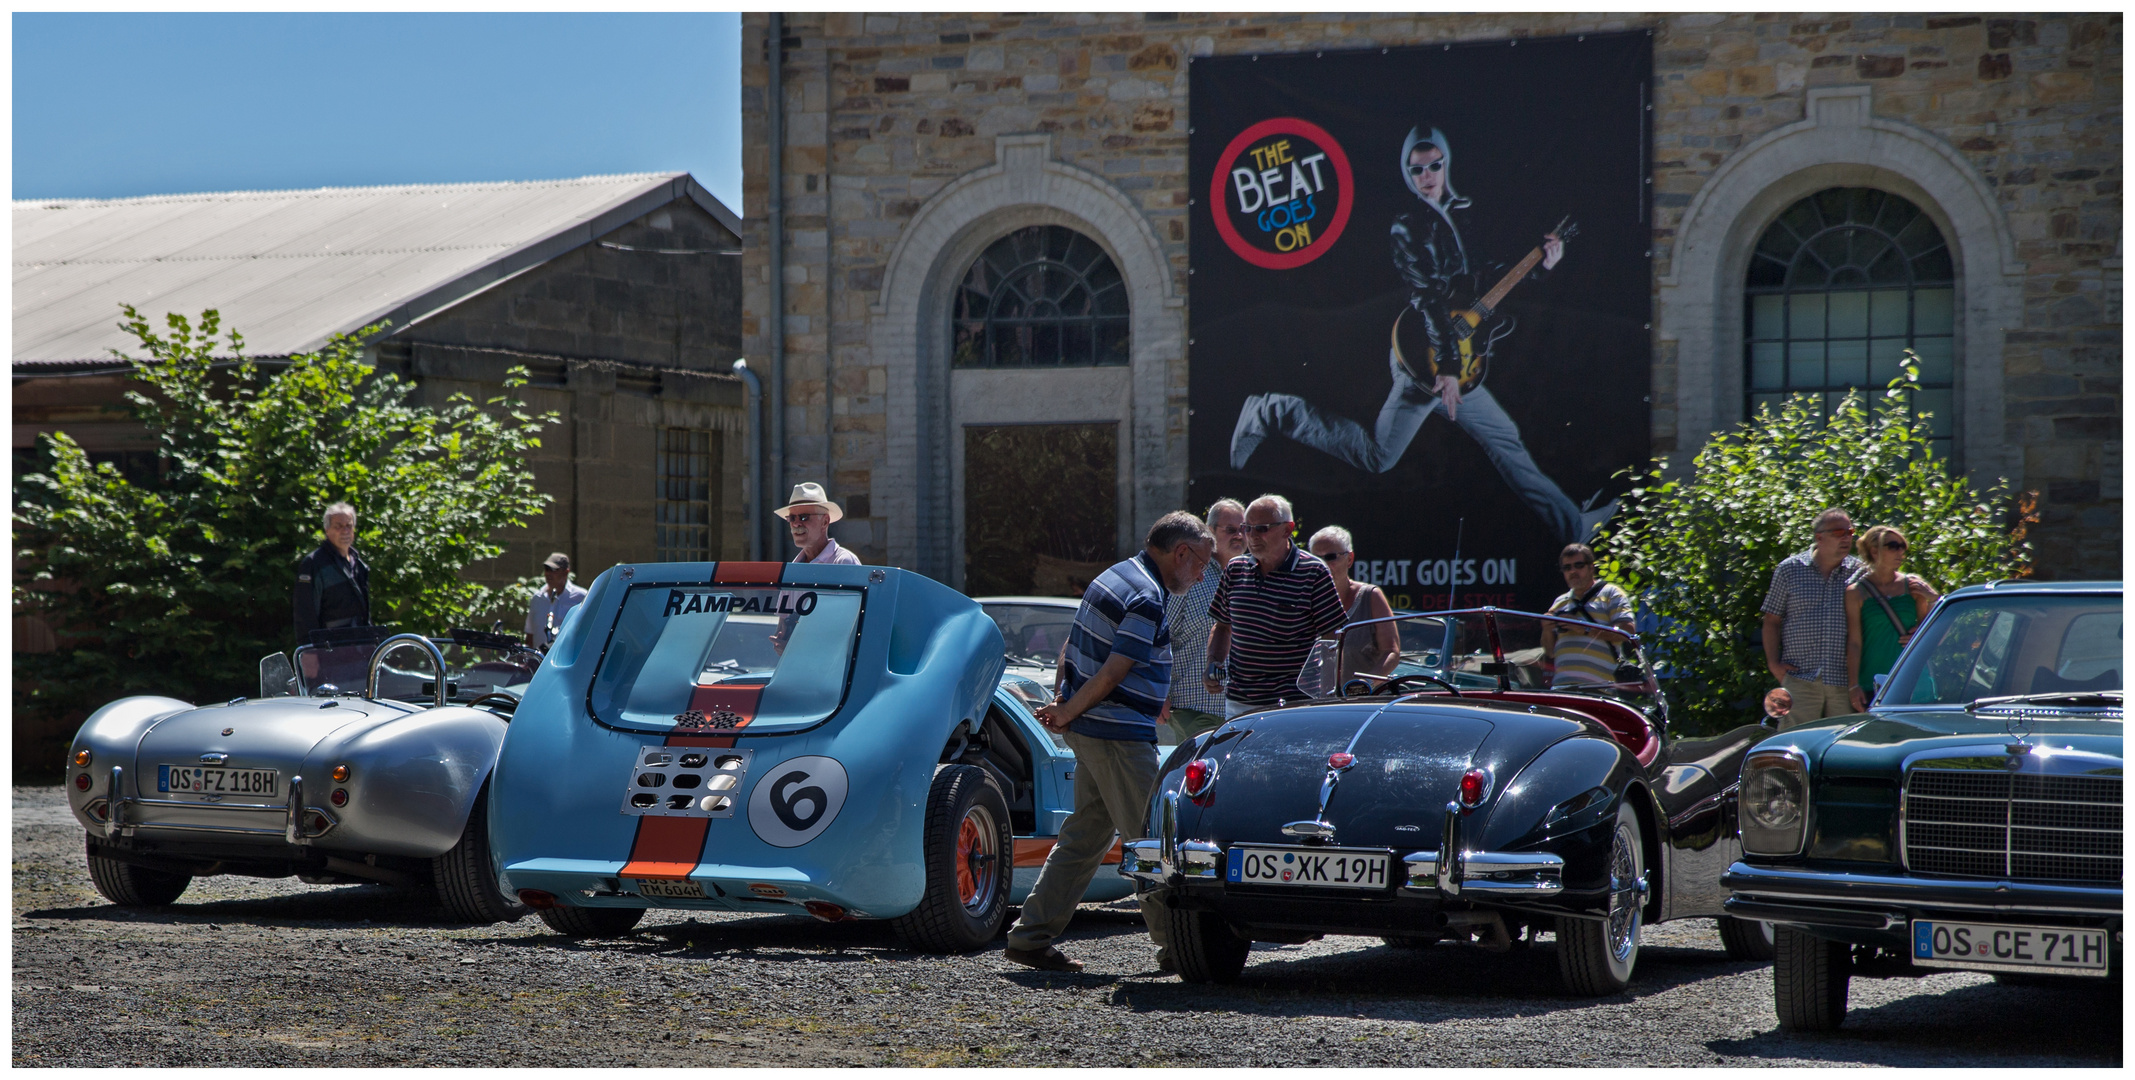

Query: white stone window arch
left=1659, top=85, right=2026, bottom=482
left=871, top=134, right=1186, bottom=579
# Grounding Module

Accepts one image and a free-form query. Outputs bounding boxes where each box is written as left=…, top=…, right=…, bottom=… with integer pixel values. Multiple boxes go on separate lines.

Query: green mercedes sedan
left=1724, top=579, right=2120, bottom=1031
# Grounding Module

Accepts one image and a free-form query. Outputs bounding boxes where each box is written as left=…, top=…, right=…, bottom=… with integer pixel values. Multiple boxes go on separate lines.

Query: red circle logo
left=1209, top=117, right=1354, bottom=270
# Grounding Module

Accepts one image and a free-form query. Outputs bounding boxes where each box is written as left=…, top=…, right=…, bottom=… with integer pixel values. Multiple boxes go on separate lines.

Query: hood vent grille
left=1902, top=768, right=2120, bottom=883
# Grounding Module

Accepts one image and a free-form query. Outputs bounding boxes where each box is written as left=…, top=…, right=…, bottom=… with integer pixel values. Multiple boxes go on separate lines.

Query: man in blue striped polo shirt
left=1205, top=494, right=1348, bottom=717
left=1003, top=511, right=1214, bottom=974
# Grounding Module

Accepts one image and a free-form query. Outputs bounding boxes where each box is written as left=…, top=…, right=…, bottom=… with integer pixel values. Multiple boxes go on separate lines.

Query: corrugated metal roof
left=14, top=173, right=742, bottom=365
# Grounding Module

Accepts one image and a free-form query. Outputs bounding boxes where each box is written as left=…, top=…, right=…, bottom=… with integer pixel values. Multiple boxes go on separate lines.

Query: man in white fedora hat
left=775, top=482, right=861, bottom=565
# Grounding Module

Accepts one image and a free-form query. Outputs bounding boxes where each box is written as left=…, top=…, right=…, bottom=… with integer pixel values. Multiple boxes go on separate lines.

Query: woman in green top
left=1846, top=524, right=1941, bottom=712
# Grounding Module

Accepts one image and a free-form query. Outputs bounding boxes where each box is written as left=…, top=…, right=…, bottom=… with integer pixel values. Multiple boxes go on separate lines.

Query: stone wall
left=742, top=12, right=2120, bottom=578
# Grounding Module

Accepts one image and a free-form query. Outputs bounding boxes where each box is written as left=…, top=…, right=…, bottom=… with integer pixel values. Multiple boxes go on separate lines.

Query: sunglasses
left=1312, top=548, right=1351, bottom=561
left=1560, top=559, right=1593, bottom=571
left=1883, top=539, right=1908, bottom=552
left=787, top=513, right=824, bottom=525
left=1244, top=521, right=1291, bottom=536
left=1406, top=159, right=1445, bottom=176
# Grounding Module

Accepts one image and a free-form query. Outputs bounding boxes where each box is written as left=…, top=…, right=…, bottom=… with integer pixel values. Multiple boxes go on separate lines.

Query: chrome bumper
left=1122, top=796, right=1563, bottom=896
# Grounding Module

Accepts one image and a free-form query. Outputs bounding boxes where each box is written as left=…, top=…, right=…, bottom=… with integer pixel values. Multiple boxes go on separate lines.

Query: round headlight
left=1742, top=766, right=1804, bottom=830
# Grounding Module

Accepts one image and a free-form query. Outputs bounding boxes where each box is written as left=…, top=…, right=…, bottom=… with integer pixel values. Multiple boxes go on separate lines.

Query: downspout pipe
left=731, top=358, right=764, bottom=560
left=766, top=11, right=787, bottom=560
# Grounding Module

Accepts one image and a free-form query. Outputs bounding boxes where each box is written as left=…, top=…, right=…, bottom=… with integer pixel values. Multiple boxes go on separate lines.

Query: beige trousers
left=1782, top=676, right=1856, bottom=728
left=1006, top=731, right=1170, bottom=952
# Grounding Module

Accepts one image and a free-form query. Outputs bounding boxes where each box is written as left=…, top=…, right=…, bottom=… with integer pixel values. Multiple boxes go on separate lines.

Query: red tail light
left=74, top=773, right=92, bottom=792
left=1458, top=768, right=1490, bottom=808
left=329, top=788, right=349, bottom=807
left=517, top=889, right=558, bottom=909
left=1328, top=752, right=1355, bottom=770
left=1182, top=758, right=1217, bottom=798
left=804, top=900, right=850, bottom=922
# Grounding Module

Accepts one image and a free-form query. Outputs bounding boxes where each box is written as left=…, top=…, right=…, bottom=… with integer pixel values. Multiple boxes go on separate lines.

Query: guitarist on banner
left=1229, top=124, right=1613, bottom=544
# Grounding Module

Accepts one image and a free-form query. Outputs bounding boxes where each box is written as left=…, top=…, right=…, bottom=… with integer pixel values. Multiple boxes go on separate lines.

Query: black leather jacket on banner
left=1389, top=201, right=1547, bottom=383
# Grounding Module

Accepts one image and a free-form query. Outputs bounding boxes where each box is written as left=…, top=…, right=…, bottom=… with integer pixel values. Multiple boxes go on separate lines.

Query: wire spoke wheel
left=1605, top=818, right=1642, bottom=964
left=1556, top=801, right=1644, bottom=995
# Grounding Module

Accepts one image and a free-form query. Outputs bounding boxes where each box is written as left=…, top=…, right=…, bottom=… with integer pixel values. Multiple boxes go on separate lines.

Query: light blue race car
left=488, top=560, right=1151, bottom=951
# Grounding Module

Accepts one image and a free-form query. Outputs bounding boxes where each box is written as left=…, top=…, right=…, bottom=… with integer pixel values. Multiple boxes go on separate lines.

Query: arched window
left=951, top=225, right=1129, bottom=368
left=1745, top=188, right=1956, bottom=459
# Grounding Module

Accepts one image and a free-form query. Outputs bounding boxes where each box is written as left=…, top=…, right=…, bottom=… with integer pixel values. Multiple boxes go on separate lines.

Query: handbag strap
left=1863, top=578, right=1910, bottom=638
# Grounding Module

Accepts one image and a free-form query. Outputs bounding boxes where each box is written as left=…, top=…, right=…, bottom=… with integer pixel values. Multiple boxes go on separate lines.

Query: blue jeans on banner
left=1231, top=348, right=1596, bottom=544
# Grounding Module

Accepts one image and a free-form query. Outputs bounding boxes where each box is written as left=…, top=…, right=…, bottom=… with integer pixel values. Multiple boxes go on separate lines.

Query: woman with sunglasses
left=1845, top=525, right=1941, bottom=712
left=1307, top=525, right=1399, bottom=683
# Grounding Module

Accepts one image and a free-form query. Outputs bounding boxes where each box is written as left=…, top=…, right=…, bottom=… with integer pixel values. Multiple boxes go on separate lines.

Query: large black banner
left=1189, top=33, right=1651, bottom=613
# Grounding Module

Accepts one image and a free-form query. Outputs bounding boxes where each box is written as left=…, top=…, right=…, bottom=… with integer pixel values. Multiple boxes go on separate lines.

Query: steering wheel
left=465, top=692, right=521, bottom=716
left=1379, top=673, right=1462, bottom=697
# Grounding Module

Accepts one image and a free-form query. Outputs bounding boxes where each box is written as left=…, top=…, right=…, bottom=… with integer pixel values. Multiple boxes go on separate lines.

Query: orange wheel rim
left=956, top=816, right=985, bottom=904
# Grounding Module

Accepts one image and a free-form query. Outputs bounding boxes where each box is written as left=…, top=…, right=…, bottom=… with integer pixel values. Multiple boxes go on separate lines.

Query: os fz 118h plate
left=620, top=746, right=753, bottom=818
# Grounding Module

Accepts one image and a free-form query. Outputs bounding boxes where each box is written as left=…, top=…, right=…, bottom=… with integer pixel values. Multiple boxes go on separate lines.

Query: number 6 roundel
left=747, top=756, right=849, bottom=848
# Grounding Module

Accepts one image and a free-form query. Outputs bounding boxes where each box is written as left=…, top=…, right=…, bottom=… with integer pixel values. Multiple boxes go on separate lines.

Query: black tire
left=1719, top=915, right=1777, bottom=961
left=1165, top=904, right=1252, bottom=983
left=1773, top=925, right=1851, bottom=1031
left=892, top=764, right=1013, bottom=952
left=1556, top=801, right=1645, bottom=995
left=538, top=904, right=646, bottom=937
left=433, top=781, right=529, bottom=924
left=86, top=850, right=191, bottom=907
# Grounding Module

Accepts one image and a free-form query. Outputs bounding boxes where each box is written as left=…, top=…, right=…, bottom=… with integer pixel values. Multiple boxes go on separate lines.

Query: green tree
left=1597, top=360, right=2034, bottom=735
left=14, top=307, right=557, bottom=728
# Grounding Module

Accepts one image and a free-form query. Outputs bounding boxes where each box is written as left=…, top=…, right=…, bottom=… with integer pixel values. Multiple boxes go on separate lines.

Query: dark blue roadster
left=1125, top=607, right=1777, bottom=994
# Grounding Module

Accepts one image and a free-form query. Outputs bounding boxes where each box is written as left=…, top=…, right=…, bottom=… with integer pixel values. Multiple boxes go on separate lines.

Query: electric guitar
left=1392, top=216, right=1579, bottom=395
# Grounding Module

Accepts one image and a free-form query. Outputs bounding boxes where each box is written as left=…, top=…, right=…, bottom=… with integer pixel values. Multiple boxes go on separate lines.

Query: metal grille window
left=654, top=428, right=718, bottom=561
left=952, top=225, right=1129, bottom=368
left=1745, top=187, right=1956, bottom=460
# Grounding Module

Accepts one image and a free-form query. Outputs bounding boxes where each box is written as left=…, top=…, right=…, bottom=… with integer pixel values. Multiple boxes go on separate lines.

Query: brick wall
left=743, top=12, right=2120, bottom=578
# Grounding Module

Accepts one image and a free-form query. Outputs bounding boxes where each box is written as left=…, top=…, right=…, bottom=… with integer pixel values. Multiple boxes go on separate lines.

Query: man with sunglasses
left=1203, top=495, right=1347, bottom=720
left=1541, top=543, right=1636, bottom=687
left=1228, top=124, right=1609, bottom=545
left=774, top=482, right=862, bottom=566
left=1759, top=508, right=1867, bottom=725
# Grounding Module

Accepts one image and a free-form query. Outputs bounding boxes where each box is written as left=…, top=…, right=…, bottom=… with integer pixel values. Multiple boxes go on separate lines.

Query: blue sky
left=12, top=13, right=743, bottom=212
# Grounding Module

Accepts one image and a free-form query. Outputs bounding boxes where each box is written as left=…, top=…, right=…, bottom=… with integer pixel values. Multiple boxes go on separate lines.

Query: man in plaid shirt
left=1165, top=497, right=1247, bottom=743
left=1760, top=508, right=1866, bottom=726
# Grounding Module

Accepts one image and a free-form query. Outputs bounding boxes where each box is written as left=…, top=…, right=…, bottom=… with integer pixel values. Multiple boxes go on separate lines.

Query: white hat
left=773, top=481, right=843, bottom=524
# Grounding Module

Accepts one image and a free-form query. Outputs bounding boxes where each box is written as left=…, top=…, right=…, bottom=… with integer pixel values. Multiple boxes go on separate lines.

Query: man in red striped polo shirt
left=1203, top=494, right=1348, bottom=717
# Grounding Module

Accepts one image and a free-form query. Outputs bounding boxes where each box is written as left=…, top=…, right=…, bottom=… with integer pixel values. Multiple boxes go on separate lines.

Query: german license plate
left=159, top=765, right=279, bottom=799
left=1227, top=845, right=1390, bottom=890
left=1912, top=919, right=2110, bottom=977
left=633, top=879, right=707, bottom=900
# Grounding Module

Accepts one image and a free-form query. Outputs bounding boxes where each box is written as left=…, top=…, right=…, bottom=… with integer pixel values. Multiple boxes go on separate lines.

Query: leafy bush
left=14, top=308, right=557, bottom=728
left=1597, top=360, right=2033, bottom=735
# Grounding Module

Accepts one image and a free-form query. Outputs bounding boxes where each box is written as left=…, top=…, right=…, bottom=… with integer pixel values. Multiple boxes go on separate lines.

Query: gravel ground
left=12, top=785, right=2120, bottom=1067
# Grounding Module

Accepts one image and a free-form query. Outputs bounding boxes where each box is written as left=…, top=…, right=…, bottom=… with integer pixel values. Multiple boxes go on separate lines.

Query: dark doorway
left=963, top=423, right=1118, bottom=596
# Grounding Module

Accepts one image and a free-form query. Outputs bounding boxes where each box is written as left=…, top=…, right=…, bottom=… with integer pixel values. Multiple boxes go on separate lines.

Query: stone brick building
left=14, top=173, right=753, bottom=626
left=741, top=13, right=2120, bottom=585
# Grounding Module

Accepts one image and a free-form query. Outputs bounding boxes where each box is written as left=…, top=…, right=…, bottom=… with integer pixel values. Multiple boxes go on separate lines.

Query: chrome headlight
left=1740, top=748, right=1810, bottom=856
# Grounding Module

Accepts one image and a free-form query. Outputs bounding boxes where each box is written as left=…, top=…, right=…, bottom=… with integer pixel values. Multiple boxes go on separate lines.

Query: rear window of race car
left=587, top=583, right=864, bottom=733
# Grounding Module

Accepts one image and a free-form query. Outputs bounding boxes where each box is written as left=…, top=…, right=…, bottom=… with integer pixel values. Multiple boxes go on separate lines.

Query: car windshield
left=1882, top=592, right=2121, bottom=706
left=587, top=582, right=864, bottom=733
left=1299, top=608, right=1657, bottom=707
left=283, top=631, right=541, bottom=705
left=983, top=602, right=1078, bottom=668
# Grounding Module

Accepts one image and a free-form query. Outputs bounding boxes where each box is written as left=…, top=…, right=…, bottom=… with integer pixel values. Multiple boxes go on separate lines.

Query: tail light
left=1328, top=752, right=1355, bottom=770
left=1182, top=758, right=1217, bottom=799
left=1457, top=767, right=1490, bottom=808
left=73, top=749, right=93, bottom=768
left=329, top=788, right=349, bottom=807
left=804, top=900, right=851, bottom=922
left=517, top=889, right=558, bottom=909
left=74, top=773, right=92, bottom=792
left=331, top=764, right=351, bottom=783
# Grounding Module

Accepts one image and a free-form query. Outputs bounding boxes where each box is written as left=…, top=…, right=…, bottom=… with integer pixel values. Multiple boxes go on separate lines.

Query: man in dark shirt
left=1203, top=495, right=1348, bottom=717
left=293, top=501, right=371, bottom=648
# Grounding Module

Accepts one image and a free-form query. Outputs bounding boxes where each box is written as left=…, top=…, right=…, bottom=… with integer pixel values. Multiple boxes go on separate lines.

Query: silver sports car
left=64, top=628, right=539, bottom=923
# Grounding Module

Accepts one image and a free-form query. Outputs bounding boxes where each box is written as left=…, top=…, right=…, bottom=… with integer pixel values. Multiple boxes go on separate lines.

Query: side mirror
left=259, top=652, right=296, bottom=698
left=1872, top=673, right=1888, bottom=690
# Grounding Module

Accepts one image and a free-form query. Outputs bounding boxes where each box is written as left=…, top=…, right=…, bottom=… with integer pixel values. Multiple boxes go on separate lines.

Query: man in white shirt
left=525, top=552, right=588, bottom=648
left=776, top=482, right=862, bottom=565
